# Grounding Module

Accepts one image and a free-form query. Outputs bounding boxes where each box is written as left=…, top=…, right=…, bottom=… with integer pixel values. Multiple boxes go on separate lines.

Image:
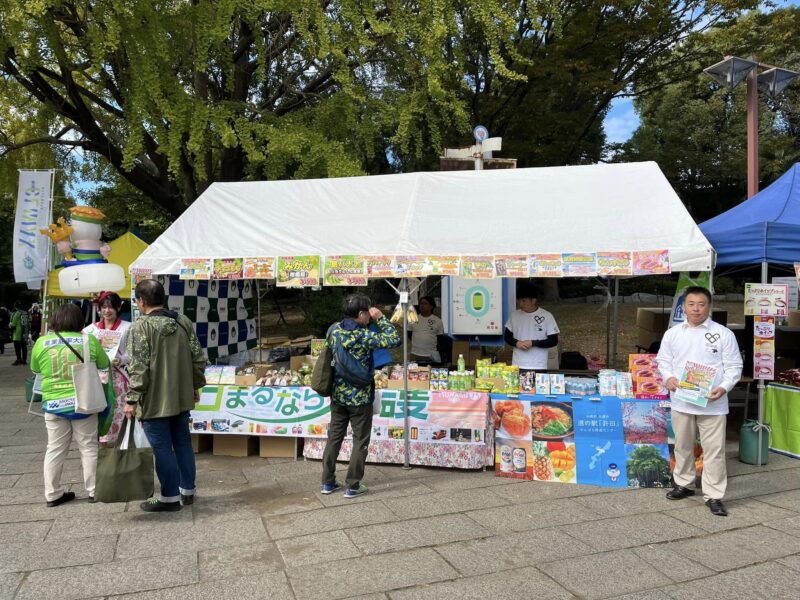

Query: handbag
left=94, top=417, right=154, bottom=503
left=54, top=331, right=107, bottom=414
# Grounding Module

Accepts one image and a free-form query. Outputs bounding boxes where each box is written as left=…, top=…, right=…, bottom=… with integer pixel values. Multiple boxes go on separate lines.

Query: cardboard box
left=636, top=308, right=671, bottom=332
left=212, top=435, right=258, bottom=457
left=788, top=310, right=800, bottom=328
left=290, top=354, right=317, bottom=372
left=191, top=433, right=212, bottom=454
left=387, top=366, right=431, bottom=390
left=259, top=436, right=299, bottom=458
left=452, top=341, right=482, bottom=368
left=234, top=365, right=272, bottom=386
left=637, top=328, right=663, bottom=350
left=260, top=335, right=290, bottom=348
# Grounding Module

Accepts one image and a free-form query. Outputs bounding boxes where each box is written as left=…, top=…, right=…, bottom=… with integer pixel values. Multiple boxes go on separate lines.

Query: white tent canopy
left=132, top=161, right=714, bottom=274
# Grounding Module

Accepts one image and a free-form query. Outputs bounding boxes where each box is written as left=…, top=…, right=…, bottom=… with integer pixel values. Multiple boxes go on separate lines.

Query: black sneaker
left=180, top=493, right=194, bottom=506
left=46, top=492, right=76, bottom=507
left=140, top=498, right=181, bottom=512
left=665, top=485, right=695, bottom=500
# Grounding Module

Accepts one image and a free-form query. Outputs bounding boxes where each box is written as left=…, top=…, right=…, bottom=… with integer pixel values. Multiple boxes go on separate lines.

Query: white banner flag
left=13, top=170, right=53, bottom=285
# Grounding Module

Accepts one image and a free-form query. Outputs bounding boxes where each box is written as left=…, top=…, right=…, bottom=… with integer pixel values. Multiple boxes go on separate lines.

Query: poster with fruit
left=323, top=255, right=367, bottom=286
left=242, top=257, right=276, bottom=279
left=492, top=397, right=533, bottom=479
left=531, top=401, right=576, bottom=483
left=365, top=256, right=396, bottom=278
left=212, top=258, right=244, bottom=280
left=276, top=256, right=321, bottom=287
left=461, top=256, right=495, bottom=279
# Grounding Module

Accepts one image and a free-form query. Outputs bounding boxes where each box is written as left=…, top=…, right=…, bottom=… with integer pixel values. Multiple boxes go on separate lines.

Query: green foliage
left=301, top=287, right=346, bottom=338
left=626, top=444, right=671, bottom=488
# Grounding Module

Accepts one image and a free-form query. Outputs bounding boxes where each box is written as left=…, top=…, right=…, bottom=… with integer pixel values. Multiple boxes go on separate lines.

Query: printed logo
left=534, top=315, right=545, bottom=325
left=705, top=333, right=720, bottom=343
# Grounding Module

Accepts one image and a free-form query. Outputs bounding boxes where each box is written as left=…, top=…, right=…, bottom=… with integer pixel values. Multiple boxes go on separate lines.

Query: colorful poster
left=625, top=443, right=672, bottom=488
left=494, top=255, right=529, bottom=278
left=393, top=255, right=427, bottom=277
left=629, top=354, right=669, bottom=400
left=795, top=263, right=800, bottom=288
left=179, top=258, right=212, bottom=280
left=632, top=250, right=670, bottom=275
left=365, top=256, right=395, bottom=278
left=622, top=401, right=669, bottom=445
left=531, top=401, right=576, bottom=483
left=492, top=396, right=533, bottom=479
left=193, top=385, right=331, bottom=437
left=14, top=170, right=52, bottom=285
left=130, top=267, right=153, bottom=285
left=561, top=253, right=597, bottom=277
left=572, top=396, right=627, bottom=487
left=744, top=283, right=789, bottom=316
left=276, top=256, right=321, bottom=287
left=323, top=255, right=367, bottom=286
left=426, top=256, right=460, bottom=276
left=673, top=361, right=718, bottom=408
left=212, top=258, right=244, bottom=280
left=596, top=252, right=633, bottom=276
left=461, top=256, right=495, bottom=279
left=93, top=329, right=124, bottom=361
left=754, top=316, right=776, bottom=380
left=530, top=254, right=563, bottom=278
left=242, top=257, right=275, bottom=279
left=375, top=389, right=488, bottom=445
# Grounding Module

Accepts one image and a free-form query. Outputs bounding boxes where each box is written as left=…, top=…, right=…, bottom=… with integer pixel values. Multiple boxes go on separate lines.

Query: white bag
left=119, top=418, right=151, bottom=449
left=73, top=333, right=107, bottom=415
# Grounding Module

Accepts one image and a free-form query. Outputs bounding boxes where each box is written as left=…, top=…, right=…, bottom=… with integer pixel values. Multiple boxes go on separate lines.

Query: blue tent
left=699, top=163, right=800, bottom=266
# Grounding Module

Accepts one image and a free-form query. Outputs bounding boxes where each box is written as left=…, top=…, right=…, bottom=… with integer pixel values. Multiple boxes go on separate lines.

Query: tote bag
left=94, top=418, right=155, bottom=503
left=73, top=333, right=107, bottom=414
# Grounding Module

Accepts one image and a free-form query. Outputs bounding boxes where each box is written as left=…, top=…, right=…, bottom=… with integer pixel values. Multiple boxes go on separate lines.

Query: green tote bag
left=94, top=418, right=154, bottom=503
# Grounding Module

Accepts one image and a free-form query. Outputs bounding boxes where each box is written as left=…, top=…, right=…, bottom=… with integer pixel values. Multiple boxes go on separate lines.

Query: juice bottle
left=457, top=354, right=465, bottom=372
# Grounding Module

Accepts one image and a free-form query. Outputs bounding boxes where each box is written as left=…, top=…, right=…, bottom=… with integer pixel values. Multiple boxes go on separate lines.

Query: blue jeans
left=142, top=411, right=195, bottom=503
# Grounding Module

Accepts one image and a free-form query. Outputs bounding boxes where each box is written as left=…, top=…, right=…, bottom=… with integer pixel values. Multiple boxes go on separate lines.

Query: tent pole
left=605, top=282, right=611, bottom=368
left=401, top=278, right=411, bottom=469
left=756, top=261, right=768, bottom=466
left=257, top=279, right=262, bottom=364
left=611, top=277, right=620, bottom=369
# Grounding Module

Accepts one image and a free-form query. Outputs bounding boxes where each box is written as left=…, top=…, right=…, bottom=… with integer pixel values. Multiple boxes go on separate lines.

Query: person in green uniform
left=30, top=304, right=111, bottom=507
left=10, top=301, right=29, bottom=365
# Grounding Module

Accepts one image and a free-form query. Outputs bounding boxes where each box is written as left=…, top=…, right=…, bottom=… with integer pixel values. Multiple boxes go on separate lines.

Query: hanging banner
left=744, top=283, right=789, bottom=316
left=669, top=272, right=712, bottom=328
left=323, top=255, right=367, bottom=286
left=494, top=255, right=529, bottom=277
left=426, top=256, right=460, bottom=276
left=754, top=316, right=776, bottom=380
left=365, top=256, right=396, bottom=278
left=460, top=256, right=495, bottom=279
left=180, top=258, right=212, bottom=280
left=276, top=256, right=321, bottom=287
left=130, top=267, right=152, bottom=321
left=212, top=258, right=244, bottom=280
left=596, top=252, right=633, bottom=277
left=13, top=170, right=52, bottom=284
left=632, top=250, right=671, bottom=275
left=530, top=253, right=564, bottom=278
left=242, top=257, right=276, bottom=279
left=393, top=255, right=427, bottom=277
left=562, top=253, right=598, bottom=277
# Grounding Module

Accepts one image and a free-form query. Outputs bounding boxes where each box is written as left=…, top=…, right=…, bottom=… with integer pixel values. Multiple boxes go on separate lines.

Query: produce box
left=212, top=435, right=258, bottom=457
left=636, top=308, right=671, bottom=332
left=290, top=355, right=317, bottom=372
left=260, top=335, right=290, bottom=348
left=234, top=364, right=273, bottom=386
left=259, top=437, right=299, bottom=458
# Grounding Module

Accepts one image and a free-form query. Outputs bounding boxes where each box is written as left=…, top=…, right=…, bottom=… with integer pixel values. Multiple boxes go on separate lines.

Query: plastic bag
left=120, top=417, right=152, bottom=449
left=389, top=303, right=419, bottom=324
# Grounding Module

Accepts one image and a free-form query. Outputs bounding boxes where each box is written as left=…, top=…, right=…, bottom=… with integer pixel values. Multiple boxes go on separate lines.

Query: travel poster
left=212, top=258, right=244, bottom=280
left=242, top=257, right=276, bottom=279
left=572, top=396, right=627, bottom=487
left=460, top=256, right=495, bottom=279
left=561, top=253, right=598, bottom=277
left=276, top=256, right=321, bottom=287
left=622, top=401, right=669, bottom=445
left=179, top=258, right=212, bottom=280
left=531, top=400, right=576, bottom=483
left=753, top=316, right=776, bottom=380
left=744, top=283, right=789, bottom=317
left=494, top=255, right=529, bottom=278
left=323, top=255, right=367, bottom=286
left=530, top=254, right=563, bottom=278
left=632, top=250, right=670, bottom=275
left=492, top=396, right=533, bottom=480
left=596, top=252, right=633, bottom=276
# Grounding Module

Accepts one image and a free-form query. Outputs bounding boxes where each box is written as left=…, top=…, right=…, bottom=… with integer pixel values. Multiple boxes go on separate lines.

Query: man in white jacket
left=656, top=286, right=742, bottom=517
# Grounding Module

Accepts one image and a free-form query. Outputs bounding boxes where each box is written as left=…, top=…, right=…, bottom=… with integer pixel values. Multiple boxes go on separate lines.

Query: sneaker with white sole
left=320, top=481, right=342, bottom=495
left=343, top=483, right=368, bottom=499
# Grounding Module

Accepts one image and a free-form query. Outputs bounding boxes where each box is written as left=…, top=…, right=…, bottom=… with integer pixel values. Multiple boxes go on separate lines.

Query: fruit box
left=387, top=367, right=431, bottom=390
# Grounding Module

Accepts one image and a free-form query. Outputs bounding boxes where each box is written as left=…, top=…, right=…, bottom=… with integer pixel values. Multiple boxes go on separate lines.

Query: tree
left=626, top=444, right=670, bottom=487
left=0, top=0, right=542, bottom=219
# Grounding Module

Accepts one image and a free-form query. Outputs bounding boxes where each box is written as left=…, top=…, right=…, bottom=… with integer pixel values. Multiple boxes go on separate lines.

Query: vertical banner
left=753, top=316, right=776, bottom=380
left=14, top=170, right=52, bottom=284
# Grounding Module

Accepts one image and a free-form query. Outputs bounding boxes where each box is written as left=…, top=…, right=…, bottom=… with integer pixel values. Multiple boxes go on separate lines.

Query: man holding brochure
left=656, top=287, right=742, bottom=517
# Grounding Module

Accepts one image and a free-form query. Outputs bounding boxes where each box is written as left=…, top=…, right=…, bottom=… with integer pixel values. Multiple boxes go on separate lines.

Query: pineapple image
left=534, top=455, right=554, bottom=481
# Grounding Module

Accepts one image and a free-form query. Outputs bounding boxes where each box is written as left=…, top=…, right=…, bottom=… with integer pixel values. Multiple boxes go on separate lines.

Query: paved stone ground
left=1, top=350, right=798, bottom=599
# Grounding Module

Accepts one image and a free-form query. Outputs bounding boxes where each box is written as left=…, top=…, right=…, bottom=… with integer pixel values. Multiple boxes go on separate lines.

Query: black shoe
left=88, top=496, right=96, bottom=504
left=11, top=360, right=21, bottom=365
left=180, top=493, right=194, bottom=506
left=46, top=492, right=76, bottom=507
left=706, top=499, right=728, bottom=516
left=140, top=498, right=181, bottom=512
left=666, top=485, right=695, bottom=500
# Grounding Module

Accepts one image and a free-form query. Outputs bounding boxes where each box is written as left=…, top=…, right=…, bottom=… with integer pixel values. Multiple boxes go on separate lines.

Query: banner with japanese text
left=13, top=170, right=52, bottom=285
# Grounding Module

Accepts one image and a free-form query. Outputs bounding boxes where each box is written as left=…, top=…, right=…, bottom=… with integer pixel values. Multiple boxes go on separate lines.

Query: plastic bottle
left=457, top=353, right=465, bottom=372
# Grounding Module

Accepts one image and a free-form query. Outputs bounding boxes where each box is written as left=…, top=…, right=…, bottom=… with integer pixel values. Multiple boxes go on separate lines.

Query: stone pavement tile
left=606, top=591, right=672, bottom=600
left=347, top=513, right=489, bottom=555
left=315, top=479, right=434, bottom=507
left=194, top=469, right=249, bottom=486
left=13, top=469, right=85, bottom=489
left=111, top=571, right=293, bottom=600
left=0, top=534, right=117, bottom=574
left=572, top=488, right=680, bottom=518
left=383, top=487, right=508, bottom=519
left=422, top=471, right=525, bottom=492
left=764, top=514, right=800, bottom=537
left=264, top=500, right=397, bottom=540
left=198, top=542, right=284, bottom=581
left=116, top=516, right=268, bottom=560
left=490, top=480, right=612, bottom=503
left=434, top=527, right=594, bottom=576
left=466, top=497, right=600, bottom=534
left=16, top=552, right=198, bottom=600
left=0, top=572, right=23, bottom=600
left=276, top=529, right=361, bottom=567
left=723, top=470, right=800, bottom=500
left=241, top=459, right=337, bottom=483
left=0, top=520, right=52, bottom=543
left=0, top=498, right=124, bottom=523
left=777, top=553, right=800, bottom=571
left=388, top=565, right=574, bottom=599
left=371, top=464, right=442, bottom=481
left=0, top=459, right=45, bottom=475
left=560, top=513, right=698, bottom=551
left=726, top=453, right=799, bottom=476
left=0, top=444, right=42, bottom=456
left=0, top=475, right=19, bottom=489
left=630, top=544, right=715, bottom=583
left=665, top=498, right=797, bottom=533
left=756, top=489, right=800, bottom=511
left=286, top=547, right=458, bottom=600
left=189, top=494, right=263, bottom=525
left=539, top=548, right=673, bottom=600
left=659, top=524, right=800, bottom=572
left=660, top=561, right=800, bottom=600
left=254, top=490, right=325, bottom=517
left=47, top=509, right=192, bottom=540
left=347, top=595, right=388, bottom=600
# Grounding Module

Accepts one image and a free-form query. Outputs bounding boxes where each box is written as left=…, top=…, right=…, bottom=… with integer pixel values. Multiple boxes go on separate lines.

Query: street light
left=703, top=56, right=798, bottom=198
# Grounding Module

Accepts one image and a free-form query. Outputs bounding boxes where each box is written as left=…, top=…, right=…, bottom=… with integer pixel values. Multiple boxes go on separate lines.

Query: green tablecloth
left=765, top=384, right=800, bottom=458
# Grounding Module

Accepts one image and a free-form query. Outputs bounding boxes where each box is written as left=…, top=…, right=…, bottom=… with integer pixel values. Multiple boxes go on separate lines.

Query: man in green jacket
left=10, top=301, right=29, bottom=365
left=125, top=279, right=206, bottom=512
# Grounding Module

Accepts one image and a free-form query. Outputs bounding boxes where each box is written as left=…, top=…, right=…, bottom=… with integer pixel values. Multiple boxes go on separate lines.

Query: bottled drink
left=457, top=353, right=465, bottom=372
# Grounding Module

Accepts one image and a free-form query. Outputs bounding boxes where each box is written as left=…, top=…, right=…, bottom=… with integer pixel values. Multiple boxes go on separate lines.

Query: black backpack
left=560, top=351, right=588, bottom=370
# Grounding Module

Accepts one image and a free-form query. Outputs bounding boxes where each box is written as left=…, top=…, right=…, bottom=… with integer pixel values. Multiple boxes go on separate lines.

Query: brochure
left=673, top=361, right=718, bottom=408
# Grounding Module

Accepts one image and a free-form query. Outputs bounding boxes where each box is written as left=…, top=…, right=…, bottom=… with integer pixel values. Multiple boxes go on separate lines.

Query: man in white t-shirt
left=504, top=284, right=559, bottom=371
left=656, top=286, right=742, bottom=517
left=407, top=296, right=444, bottom=363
